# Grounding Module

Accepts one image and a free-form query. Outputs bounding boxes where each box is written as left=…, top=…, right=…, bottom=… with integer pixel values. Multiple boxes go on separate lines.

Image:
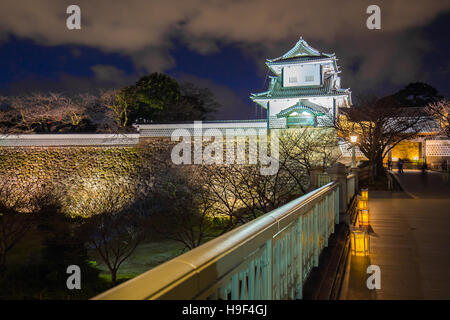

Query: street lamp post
left=350, top=135, right=357, bottom=168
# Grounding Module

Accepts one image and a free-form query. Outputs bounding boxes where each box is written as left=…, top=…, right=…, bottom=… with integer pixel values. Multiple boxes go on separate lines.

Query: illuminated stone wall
left=0, top=146, right=151, bottom=217
left=391, top=141, right=421, bottom=161
left=0, top=130, right=340, bottom=217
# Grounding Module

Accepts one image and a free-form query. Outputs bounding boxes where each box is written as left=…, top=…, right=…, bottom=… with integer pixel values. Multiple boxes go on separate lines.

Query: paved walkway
left=339, top=170, right=450, bottom=299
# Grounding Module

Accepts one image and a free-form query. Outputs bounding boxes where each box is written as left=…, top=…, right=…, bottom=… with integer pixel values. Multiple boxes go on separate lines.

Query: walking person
left=421, top=161, right=428, bottom=179
left=398, top=158, right=403, bottom=173
left=387, top=159, right=393, bottom=171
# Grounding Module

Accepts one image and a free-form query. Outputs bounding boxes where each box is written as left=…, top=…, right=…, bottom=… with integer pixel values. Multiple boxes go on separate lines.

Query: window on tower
left=283, top=64, right=321, bottom=87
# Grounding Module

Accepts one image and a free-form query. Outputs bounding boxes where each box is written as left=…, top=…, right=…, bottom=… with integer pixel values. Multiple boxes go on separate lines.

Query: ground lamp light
left=357, top=199, right=368, bottom=210
left=358, top=209, right=370, bottom=227
left=361, top=188, right=368, bottom=200
left=350, top=227, right=370, bottom=256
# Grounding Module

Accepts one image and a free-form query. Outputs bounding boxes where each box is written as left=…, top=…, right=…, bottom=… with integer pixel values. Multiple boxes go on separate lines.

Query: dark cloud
left=0, top=68, right=139, bottom=95
left=91, top=65, right=126, bottom=82
left=0, top=0, right=449, bottom=95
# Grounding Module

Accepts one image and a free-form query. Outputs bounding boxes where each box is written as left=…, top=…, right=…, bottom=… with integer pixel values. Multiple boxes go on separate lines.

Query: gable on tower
left=271, top=37, right=334, bottom=61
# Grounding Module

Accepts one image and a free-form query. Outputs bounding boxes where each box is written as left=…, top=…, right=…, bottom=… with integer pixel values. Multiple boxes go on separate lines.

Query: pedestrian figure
left=398, top=158, right=403, bottom=173
left=421, top=161, right=427, bottom=175
left=387, top=160, right=393, bottom=171
left=420, top=161, right=428, bottom=183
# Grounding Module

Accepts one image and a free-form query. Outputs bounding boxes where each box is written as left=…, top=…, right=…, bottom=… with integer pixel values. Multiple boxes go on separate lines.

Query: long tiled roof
left=251, top=76, right=350, bottom=100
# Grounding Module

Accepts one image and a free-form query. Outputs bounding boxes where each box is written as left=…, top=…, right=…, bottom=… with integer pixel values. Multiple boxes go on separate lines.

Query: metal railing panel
left=346, top=173, right=356, bottom=204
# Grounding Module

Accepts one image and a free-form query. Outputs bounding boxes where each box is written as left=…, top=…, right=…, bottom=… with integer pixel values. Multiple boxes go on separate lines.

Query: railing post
left=296, top=216, right=303, bottom=299
left=351, top=167, right=359, bottom=191
left=324, top=196, right=329, bottom=247
left=335, top=187, right=340, bottom=224
left=313, top=203, right=319, bottom=267
left=309, top=167, right=322, bottom=190
left=231, top=274, right=239, bottom=300
left=327, top=162, right=349, bottom=214
left=264, top=239, right=273, bottom=300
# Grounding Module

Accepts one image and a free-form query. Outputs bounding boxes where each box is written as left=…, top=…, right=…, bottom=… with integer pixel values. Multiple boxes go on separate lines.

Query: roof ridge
left=269, top=37, right=334, bottom=62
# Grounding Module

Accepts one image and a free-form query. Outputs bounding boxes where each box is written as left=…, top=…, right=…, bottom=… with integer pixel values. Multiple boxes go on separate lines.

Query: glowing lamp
left=358, top=209, right=370, bottom=227
left=392, top=157, right=398, bottom=161
left=350, top=135, right=357, bottom=143
left=358, top=199, right=368, bottom=210
left=361, top=189, right=368, bottom=200
left=350, top=227, right=370, bottom=256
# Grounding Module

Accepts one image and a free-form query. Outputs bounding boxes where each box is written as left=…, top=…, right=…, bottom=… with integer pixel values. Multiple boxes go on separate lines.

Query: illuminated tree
left=99, top=89, right=130, bottom=130
left=0, top=93, right=93, bottom=133
left=426, top=99, right=450, bottom=137
left=148, top=165, right=217, bottom=250
left=198, top=129, right=338, bottom=231
left=83, top=193, right=148, bottom=286
left=335, top=96, right=428, bottom=181
left=278, top=128, right=340, bottom=189
left=121, top=73, right=180, bottom=123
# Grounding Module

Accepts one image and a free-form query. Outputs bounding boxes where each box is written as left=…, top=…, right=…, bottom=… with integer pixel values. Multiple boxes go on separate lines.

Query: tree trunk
left=374, top=152, right=385, bottom=179
left=368, top=161, right=376, bottom=185
left=110, top=270, right=117, bottom=287
left=0, top=250, right=6, bottom=269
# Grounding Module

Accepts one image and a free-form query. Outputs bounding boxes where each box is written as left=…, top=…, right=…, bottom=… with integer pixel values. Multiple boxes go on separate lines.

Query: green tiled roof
left=269, top=37, right=334, bottom=62
left=276, top=102, right=325, bottom=118
left=251, top=76, right=349, bottom=100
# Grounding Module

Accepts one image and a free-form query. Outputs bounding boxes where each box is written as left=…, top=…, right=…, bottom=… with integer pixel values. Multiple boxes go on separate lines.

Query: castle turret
left=250, top=37, right=351, bottom=128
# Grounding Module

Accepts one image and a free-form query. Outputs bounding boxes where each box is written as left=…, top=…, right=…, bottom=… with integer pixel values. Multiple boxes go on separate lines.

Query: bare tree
left=0, top=182, right=59, bottom=269
left=200, top=162, right=296, bottom=230
left=335, top=96, right=428, bottom=181
left=426, top=99, right=450, bottom=137
left=0, top=93, right=90, bottom=133
left=0, top=97, right=21, bottom=134
left=99, top=90, right=130, bottom=130
left=149, top=165, right=217, bottom=250
left=278, top=128, right=340, bottom=191
left=198, top=129, right=339, bottom=230
left=83, top=193, right=148, bottom=286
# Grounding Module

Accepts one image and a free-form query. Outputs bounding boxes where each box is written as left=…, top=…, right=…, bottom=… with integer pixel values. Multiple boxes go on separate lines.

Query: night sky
left=0, top=1, right=449, bottom=120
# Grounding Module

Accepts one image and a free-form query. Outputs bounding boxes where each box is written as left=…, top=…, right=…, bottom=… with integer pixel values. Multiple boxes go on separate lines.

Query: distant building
left=250, top=37, right=351, bottom=129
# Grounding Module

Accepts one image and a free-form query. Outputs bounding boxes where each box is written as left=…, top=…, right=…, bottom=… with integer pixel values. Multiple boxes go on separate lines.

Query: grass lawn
left=3, top=223, right=188, bottom=299
left=88, top=239, right=187, bottom=280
